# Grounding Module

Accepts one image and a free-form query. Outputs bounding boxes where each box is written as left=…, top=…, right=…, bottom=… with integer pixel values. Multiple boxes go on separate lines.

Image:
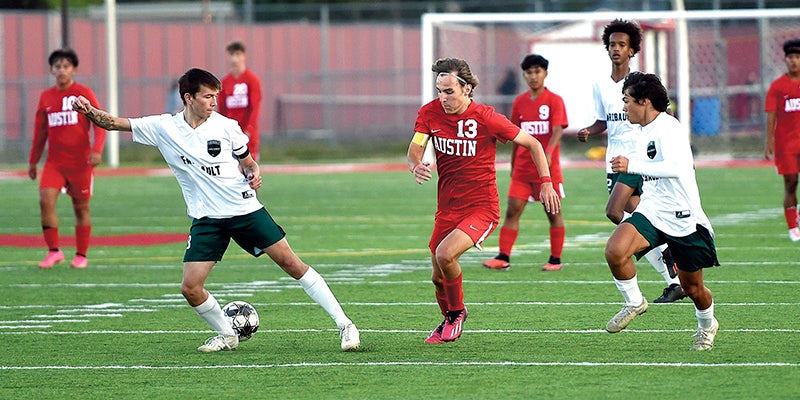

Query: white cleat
left=606, top=299, right=648, bottom=333
left=197, top=334, right=239, bottom=352
left=691, top=318, right=719, bottom=351
left=340, top=323, right=361, bottom=351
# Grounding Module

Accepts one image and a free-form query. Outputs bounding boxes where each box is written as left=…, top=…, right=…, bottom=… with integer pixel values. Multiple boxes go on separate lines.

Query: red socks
left=75, top=225, right=91, bottom=256
left=443, top=273, right=465, bottom=312
left=785, top=207, right=798, bottom=229
left=498, top=226, right=518, bottom=257
left=435, top=292, right=448, bottom=316
left=42, top=226, right=59, bottom=251
left=550, top=226, right=565, bottom=259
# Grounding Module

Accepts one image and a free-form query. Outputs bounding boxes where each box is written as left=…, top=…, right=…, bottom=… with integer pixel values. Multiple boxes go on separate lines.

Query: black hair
left=178, top=68, right=221, bottom=105
left=432, top=58, right=479, bottom=97
left=48, top=48, right=79, bottom=67
left=520, top=54, right=549, bottom=71
left=226, top=41, right=246, bottom=53
left=602, top=19, right=643, bottom=55
left=622, top=72, right=670, bottom=112
left=783, top=38, right=800, bottom=55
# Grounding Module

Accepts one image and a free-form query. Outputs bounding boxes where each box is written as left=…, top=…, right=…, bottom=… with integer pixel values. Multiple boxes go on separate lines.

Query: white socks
left=299, top=267, right=352, bottom=329
left=193, top=292, right=236, bottom=336
left=644, top=243, right=680, bottom=286
left=614, top=275, right=644, bottom=306
left=696, top=302, right=715, bottom=329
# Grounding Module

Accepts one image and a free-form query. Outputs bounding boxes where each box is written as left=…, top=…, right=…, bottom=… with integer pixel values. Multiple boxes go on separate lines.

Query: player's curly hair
left=602, top=19, right=643, bottom=55
left=622, top=72, right=670, bottom=112
left=48, top=48, right=79, bottom=67
left=432, top=58, right=479, bottom=97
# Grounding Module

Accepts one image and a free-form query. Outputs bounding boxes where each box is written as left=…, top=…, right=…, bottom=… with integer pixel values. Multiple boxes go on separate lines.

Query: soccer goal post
left=421, top=8, right=800, bottom=156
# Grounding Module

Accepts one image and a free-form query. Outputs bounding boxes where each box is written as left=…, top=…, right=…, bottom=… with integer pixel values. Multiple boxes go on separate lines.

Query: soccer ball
left=222, top=301, right=259, bottom=341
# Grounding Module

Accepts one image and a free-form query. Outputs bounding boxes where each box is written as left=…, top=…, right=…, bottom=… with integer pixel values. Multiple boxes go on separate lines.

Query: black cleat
left=653, top=283, right=687, bottom=303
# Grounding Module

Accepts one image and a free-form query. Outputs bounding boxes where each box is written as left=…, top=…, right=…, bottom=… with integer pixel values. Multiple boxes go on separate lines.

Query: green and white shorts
left=183, top=207, right=286, bottom=262
left=607, top=172, right=643, bottom=196
left=625, top=212, right=720, bottom=272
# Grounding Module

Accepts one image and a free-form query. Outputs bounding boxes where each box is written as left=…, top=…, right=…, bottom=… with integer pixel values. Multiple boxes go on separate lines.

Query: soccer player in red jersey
left=27, top=48, right=106, bottom=269
left=483, top=54, right=569, bottom=272
left=218, top=41, right=262, bottom=160
left=408, top=58, right=561, bottom=344
left=765, top=38, right=800, bottom=242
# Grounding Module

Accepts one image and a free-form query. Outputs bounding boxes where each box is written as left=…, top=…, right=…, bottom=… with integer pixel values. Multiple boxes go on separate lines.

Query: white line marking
left=2, top=328, right=798, bottom=335
left=0, top=361, right=797, bottom=370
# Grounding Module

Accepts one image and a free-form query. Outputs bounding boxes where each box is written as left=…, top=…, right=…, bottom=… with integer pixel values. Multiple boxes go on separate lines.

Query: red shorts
left=429, top=210, right=498, bottom=252
left=507, top=177, right=566, bottom=202
left=774, top=151, right=800, bottom=175
left=39, top=162, right=94, bottom=199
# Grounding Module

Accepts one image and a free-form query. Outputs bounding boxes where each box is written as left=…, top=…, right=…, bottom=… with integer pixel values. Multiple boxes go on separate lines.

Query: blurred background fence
left=1, top=0, right=799, bottom=165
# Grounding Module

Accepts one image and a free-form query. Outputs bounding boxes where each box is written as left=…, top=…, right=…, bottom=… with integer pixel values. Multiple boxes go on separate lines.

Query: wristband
left=540, top=176, right=552, bottom=184
left=411, top=163, right=421, bottom=173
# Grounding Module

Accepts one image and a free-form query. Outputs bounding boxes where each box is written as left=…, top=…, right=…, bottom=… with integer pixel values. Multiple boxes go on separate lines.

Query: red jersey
left=414, top=100, right=520, bottom=217
left=218, top=69, right=262, bottom=135
left=510, top=88, right=568, bottom=183
left=28, top=82, right=106, bottom=168
left=765, top=74, right=800, bottom=154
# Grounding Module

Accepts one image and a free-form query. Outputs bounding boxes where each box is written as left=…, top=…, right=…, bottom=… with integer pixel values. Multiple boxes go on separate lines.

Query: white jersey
left=626, top=112, right=713, bottom=237
left=591, top=76, right=638, bottom=173
left=130, top=111, right=262, bottom=219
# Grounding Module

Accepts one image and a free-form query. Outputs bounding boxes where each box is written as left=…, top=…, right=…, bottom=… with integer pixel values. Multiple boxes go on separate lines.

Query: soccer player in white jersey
left=71, top=68, right=360, bottom=353
left=605, top=72, right=719, bottom=350
left=577, top=19, right=685, bottom=303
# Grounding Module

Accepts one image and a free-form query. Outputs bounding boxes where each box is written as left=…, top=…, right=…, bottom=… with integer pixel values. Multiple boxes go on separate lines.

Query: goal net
left=421, top=9, right=800, bottom=160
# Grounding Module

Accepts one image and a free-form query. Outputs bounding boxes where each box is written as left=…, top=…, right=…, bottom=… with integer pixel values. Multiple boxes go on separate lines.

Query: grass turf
left=0, top=165, right=798, bottom=399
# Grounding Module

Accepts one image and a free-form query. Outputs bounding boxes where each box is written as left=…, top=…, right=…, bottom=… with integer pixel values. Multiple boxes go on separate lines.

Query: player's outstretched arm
left=577, top=120, right=607, bottom=142
left=72, top=95, right=132, bottom=132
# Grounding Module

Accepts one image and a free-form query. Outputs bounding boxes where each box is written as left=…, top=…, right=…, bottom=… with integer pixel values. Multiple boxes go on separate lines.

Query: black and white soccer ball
left=222, top=301, right=259, bottom=341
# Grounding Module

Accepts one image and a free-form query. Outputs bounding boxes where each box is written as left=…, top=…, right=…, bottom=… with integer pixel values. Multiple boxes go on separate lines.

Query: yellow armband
left=411, top=132, right=430, bottom=147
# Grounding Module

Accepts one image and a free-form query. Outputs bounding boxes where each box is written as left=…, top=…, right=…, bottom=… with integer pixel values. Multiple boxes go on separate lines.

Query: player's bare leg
left=265, top=238, right=359, bottom=350
left=483, top=197, right=525, bottom=270
left=678, top=268, right=718, bottom=350
left=183, top=261, right=239, bottom=352
left=433, top=230, right=473, bottom=342
left=70, top=197, right=92, bottom=268
left=604, top=223, right=649, bottom=333
left=782, top=173, right=800, bottom=241
left=37, top=187, right=64, bottom=268
left=542, top=207, right=565, bottom=271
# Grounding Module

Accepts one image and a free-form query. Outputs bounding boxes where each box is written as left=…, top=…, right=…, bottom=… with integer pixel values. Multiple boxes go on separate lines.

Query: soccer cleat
left=340, top=323, right=361, bottom=351
left=482, top=257, right=510, bottom=270
left=71, top=255, right=88, bottom=269
left=38, top=250, right=65, bottom=269
left=691, top=318, right=719, bottom=351
left=789, top=227, right=800, bottom=242
left=653, top=283, right=687, bottom=303
left=541, top=262, right=562, bottom=271
left=605, top=299, right=648, bottom=333
left=661, top=247, right=678, bottom=278
left=441, top=308, right=468, bottom=342
left=424, top=320, right=446, bottom=344
left=197, top=334, right=239, bottom=352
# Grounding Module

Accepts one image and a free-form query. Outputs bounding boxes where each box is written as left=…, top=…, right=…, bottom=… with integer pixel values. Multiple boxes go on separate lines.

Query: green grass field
left=1, top=165, right=798, bottom=399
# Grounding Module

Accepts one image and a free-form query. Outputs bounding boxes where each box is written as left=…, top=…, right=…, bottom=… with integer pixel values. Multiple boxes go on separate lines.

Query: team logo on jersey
left=647, top=141, right=656, bottom=159
left=207, top=140, right=221, bottom=157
